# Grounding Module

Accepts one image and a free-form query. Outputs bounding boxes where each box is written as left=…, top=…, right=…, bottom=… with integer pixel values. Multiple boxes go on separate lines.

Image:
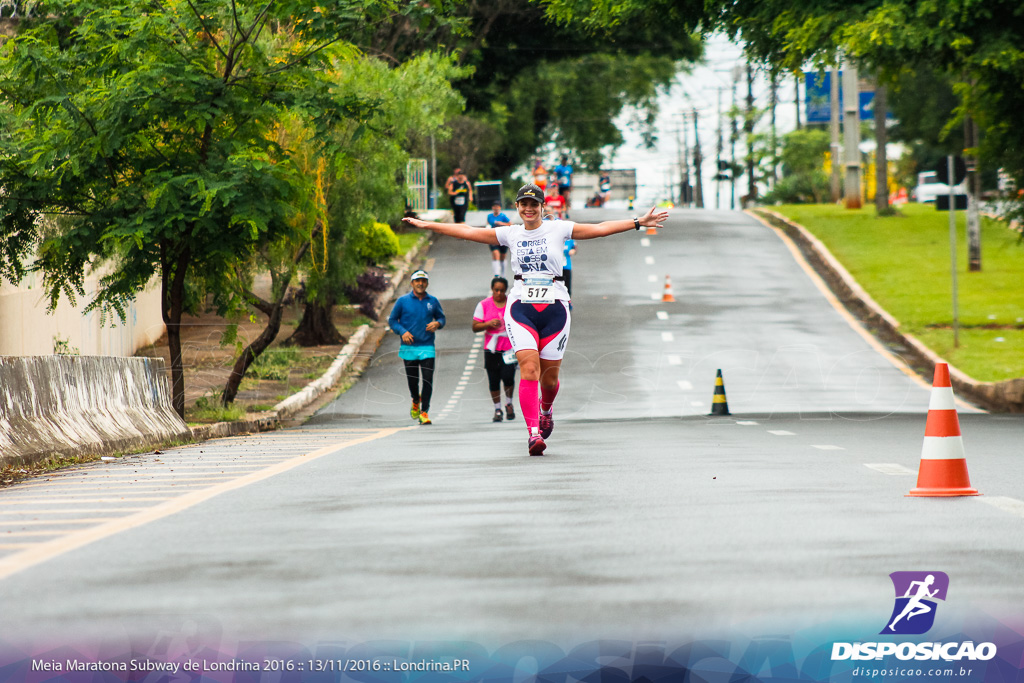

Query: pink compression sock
left=541, top=381, right=560, bottom=413
left=519, top=379, right=540, bottom=432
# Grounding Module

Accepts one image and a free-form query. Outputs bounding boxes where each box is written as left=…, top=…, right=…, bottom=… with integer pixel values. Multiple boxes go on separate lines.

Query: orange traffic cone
left=907, top=363, right=979, bottom=497
left=661, top=275, right=676, bottom=302
left=646, top=223, right=658, bottom=236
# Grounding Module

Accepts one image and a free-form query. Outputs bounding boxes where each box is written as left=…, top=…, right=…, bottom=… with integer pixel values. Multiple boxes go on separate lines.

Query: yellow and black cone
left=709, top=369, right=731, bottom=416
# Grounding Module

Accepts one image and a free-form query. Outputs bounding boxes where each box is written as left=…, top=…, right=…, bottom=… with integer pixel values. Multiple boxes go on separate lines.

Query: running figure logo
left=881, top=571, right=949, bottom=635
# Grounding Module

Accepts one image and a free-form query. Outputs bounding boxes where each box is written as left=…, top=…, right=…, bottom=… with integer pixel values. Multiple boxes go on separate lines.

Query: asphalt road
left=0, top=208, right=1021, bottom=650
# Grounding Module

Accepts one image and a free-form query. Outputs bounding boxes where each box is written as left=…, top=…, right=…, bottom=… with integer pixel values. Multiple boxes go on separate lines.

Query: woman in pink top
left=472, top=277, right=516, bottom=422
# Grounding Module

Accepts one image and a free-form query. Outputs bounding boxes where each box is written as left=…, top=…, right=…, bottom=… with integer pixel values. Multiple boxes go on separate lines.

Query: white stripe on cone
left=921, top=435, right=967, bottom=461
left=927, top=386, right=956, bottom=410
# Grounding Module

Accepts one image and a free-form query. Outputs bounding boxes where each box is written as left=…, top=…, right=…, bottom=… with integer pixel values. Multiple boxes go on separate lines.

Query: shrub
left=349, top=221, right=399, bottom=265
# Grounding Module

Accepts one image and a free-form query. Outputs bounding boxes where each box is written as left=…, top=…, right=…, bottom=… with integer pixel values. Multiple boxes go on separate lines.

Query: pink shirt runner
left=473, top=296, right=512, bottom=352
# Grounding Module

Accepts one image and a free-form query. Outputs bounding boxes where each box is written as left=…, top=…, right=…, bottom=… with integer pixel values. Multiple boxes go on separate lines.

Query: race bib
left=521, top=275, right=555, bottom=304
left=454, top=196, right=466, bottom=205
left=502, top=349, right=518, bottom=365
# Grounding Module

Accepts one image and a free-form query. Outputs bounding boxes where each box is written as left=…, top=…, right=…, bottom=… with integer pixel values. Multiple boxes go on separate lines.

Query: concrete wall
left=0, top=356, right=191, bottom=467
left=0, top=272, right=165, bottom=357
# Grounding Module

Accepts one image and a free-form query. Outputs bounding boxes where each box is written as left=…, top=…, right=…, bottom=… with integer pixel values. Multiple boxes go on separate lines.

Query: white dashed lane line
left=640, top=238, right=651, bottom=247
left=661, top=332, right=674, bottom=342
left=667, top=355, right=682, bottom=365
left=811, top=445, right=845, bottom=451
left=768, top=430, right=796, bottom=436
left=644, top=256, right=655, bottom=265
left=656, top=311, right=669, bottom=320
left=864, top=463, right=916, bottom=475
left=978, top=497, right=1024, bottom=518
left=676, top=380, right=693, bottom=390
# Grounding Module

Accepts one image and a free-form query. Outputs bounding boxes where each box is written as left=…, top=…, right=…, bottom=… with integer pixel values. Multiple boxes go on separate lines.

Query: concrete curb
left=187, top=227, right=438, bottom=442
left=751, top=208, right=1024, bottom=412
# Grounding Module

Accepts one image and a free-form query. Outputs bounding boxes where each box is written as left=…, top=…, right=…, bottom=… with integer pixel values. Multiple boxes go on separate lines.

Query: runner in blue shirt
left=486, top=202, right=511, bottom=278
left=387, top=270, right=446, bottom=425
left=554, top=156, right=574, bottom=216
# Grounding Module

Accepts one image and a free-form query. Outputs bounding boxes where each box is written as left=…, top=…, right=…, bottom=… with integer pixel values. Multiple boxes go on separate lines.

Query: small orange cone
left=907, top=363, right=979, bottom=497
left=661, top=275, right=676, bottom=302
left=646, top=223, right=658, bottom=235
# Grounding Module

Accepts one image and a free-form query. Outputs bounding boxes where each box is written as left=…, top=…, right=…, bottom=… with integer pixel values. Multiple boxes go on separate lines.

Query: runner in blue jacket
left=388, top=270, right=446, bottom=424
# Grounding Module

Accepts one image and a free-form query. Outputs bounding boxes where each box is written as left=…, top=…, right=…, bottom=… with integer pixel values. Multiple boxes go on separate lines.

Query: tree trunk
left=286, top=299, right=344, bottom=346
left=161, top=243, right=190, bottom=420
left=221, top=299, right=289, bottom=406
left=874, top=83, right=891, bottom=214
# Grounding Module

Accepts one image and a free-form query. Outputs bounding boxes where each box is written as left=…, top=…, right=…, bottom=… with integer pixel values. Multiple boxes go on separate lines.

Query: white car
left=913, top=171, right=964, bottom=203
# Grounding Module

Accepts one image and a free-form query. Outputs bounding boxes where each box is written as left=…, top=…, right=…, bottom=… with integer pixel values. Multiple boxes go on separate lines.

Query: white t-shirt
left=494, top=220, right=574, bottom=301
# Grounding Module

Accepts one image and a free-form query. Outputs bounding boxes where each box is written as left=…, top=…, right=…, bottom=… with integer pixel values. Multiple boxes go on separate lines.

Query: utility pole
left=745, top=62, right=756, bottom=206
left=830, top=67, right=842, bottom=203
left=842, top=63, right=862, bottom=208
left=716, top=87, right=725, bottom=210
left=430, top=134, right=437, bottom=209
left=874, top=81, right=890, bottom=214
left=769, top=69, right=778, bottom=189
left=964, top=112, right=982, bottom=271
left=794, top=73, right=802, bottom=130
left=693, top=108, right=704, bottom=208
left=677, top=113, right=690, bottom=206
left=730, top=66, right=741, bottom=210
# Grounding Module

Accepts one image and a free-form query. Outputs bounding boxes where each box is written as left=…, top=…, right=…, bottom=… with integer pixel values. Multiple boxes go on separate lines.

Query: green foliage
left=51, top=336, right=79, bottom=355
left=348, top=222, right=400, bottom=265
left=762, top=129, right=830, bottom=204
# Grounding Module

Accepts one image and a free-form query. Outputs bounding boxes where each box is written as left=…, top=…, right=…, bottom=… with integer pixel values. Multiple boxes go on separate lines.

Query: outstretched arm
left=572, top=206, right=669, bottom=240
left=402, top=217, right=500, bottom=245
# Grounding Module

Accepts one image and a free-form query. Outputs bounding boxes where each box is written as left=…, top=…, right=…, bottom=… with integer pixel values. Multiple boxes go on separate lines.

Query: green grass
left=396, top=232, right=425, bottom=257
left=771, top=203, right=1024, bottom=381
left=248, top=346, right=303, bottom=380
left=189, top=396, right=246, bottom=422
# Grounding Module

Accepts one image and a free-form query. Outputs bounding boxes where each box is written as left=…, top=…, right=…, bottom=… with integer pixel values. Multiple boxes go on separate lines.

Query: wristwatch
left=633, top=217, right=640, bottom=230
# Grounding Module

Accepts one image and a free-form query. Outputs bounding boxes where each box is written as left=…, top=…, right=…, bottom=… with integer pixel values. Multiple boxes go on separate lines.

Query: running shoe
left=418, top=411, right=432, bottom=425
left=539, top=412, right=554, bottom=439
left=528, top=434, right=546, bottom=456
left=505, top=403, right=515, bottom=420
left=410, top=401, right=420, bottom=420
left=493, top=409, right=503, bottom=423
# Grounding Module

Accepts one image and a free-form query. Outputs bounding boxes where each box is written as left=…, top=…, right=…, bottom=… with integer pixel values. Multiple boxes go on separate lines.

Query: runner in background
left=472, top=277, right=517, bottom=422
left=387, top=270, right=446, bottom=425
left=532, top=158, right=548, bottom=191
left=544, top=184, right=566, bottom=219
left=553, top=155, right=573, bottom=217
left=402, top=184, right=668, bottom=456
left=563, top=237, right=576, bottom=298
left=598, top=169, right=612, bottom=205
left=449, top=169, right=472, bottom=224
left=486, top=202, right=511, bottom=278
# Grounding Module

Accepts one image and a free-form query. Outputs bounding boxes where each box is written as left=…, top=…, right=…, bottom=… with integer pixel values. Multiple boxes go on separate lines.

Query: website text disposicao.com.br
left=851, top=665, right=977, bottom=678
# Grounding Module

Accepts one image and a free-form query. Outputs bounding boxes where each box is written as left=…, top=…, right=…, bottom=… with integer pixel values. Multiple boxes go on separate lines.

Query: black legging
left=403, top=358, right=435, bottom=412
left=483, top=351, right=516, bottom=392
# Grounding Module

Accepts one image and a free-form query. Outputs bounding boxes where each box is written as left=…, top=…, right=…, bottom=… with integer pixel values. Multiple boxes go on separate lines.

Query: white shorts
left=504, top=299, right=571, bottom=361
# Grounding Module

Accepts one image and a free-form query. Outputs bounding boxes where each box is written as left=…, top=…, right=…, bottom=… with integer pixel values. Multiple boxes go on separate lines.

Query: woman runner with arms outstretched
left=403, top=183, right=668, bottom=456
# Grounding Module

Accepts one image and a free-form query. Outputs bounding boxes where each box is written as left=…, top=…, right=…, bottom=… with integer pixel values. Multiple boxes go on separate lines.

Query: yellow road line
left=0, top=508, right=148, bottom=515
left=0, top=497, right=177, bottom=505
left=1, top=530, right=75, bottom=537
left=1, top=519, right=123, bottom=525
left=0, top=427, right=410, bottom=581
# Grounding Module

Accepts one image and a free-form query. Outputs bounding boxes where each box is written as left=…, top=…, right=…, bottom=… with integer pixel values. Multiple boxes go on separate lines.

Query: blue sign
left=804, top=71, right=880, bottom=122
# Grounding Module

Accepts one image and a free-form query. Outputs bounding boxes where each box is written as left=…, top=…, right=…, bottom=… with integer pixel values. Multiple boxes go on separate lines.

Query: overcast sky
left=609, top=34, right=804, bottom=209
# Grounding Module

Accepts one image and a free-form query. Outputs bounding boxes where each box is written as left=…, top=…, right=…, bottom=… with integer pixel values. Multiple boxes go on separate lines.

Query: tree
left=0, top=0, right=383, bottom=417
